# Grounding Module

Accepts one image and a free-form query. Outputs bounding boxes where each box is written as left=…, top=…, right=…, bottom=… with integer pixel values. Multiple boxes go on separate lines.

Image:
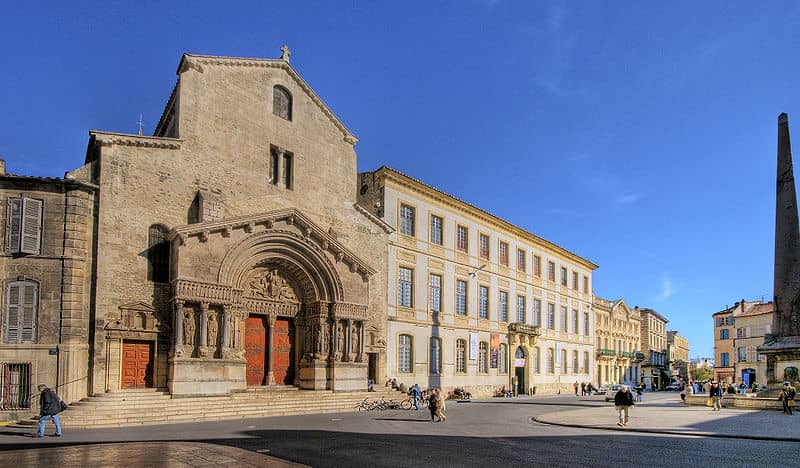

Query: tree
left=691, top=367, right=713, bottom=382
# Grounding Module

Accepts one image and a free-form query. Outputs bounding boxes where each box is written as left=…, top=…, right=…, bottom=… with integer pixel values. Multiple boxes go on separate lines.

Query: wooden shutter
left=8, top=198, right=21, bottom=254
left=20, top=198, right=42, bottom=255
left=6, top=283, right=20, bottom=343
left=21, top=283, right=37, bottom=342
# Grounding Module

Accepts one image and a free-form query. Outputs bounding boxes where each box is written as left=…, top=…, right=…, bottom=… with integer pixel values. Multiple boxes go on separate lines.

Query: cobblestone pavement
left=0, top=392, right=796, bottom=467
left=0, top=441, right=306, bottom=467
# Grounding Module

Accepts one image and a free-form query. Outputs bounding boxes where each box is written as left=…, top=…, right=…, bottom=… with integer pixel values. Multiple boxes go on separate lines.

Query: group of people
left=403, top=382, right=447, bottom=422
left=574, top=381, right=597, bottom=396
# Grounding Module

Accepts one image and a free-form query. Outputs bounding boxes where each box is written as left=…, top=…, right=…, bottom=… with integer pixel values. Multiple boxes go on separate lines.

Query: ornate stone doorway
left=245, top=317, right=268, bottom=386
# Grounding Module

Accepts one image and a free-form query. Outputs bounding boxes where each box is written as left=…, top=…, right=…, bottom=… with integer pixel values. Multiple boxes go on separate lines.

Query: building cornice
left=353, top=203, right=394, bottom=234
left=179, top=54, right=358, bottom=146
left=89, top=131, right=183, bottom=149
left=376, top=166, right=599, bottom=271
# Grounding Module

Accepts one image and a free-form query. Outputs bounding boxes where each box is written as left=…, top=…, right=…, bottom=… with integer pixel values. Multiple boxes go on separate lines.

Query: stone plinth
left=169, top=358, right=246, bottom=396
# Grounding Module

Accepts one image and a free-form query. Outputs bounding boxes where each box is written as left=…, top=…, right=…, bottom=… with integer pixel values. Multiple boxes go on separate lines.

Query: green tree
left=691, top=367, right=713, bottom=382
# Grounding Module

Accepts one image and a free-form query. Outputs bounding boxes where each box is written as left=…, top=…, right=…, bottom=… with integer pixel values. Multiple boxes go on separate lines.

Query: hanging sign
left=490, top=333, right=499, bottom=368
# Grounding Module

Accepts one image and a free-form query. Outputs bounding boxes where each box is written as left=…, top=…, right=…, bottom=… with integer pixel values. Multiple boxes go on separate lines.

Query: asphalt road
left=0, top=393, right=793, bottom=467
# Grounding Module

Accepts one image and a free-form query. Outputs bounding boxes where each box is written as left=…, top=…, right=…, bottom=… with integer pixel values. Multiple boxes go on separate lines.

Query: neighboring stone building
left=0, top=166, right=96, bottom=411
left=593, top=297, right=642, bottom=387
left=2, top=50, right=393, bottom=411
left=667, top=330, right=689, bottom=381
left=638, top=307, right=668, bottom=389
left=357, top=167, right=598, bottom=396
left=732, top=300, right=774, bottom=387
left=712, top=305, right=735, bottom=384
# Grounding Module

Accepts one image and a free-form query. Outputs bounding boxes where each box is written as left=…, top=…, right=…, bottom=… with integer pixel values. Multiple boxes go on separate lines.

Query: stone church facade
left=1, top=51, right=391, bottom=408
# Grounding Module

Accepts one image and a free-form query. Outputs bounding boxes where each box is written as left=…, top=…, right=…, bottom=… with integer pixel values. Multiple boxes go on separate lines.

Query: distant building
left=732, top=300, right=774, bottom=387
left=593, top=297, right=641, bottom=386
left=638, top=307, right=668, bottom=389
left=712, top=305, right=735, bottom=384
left=667, top=330, right=689, bottom=381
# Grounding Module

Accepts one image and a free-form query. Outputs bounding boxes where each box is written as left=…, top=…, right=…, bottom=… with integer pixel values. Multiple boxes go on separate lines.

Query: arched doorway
left=514, top=346, right=526, bottom=395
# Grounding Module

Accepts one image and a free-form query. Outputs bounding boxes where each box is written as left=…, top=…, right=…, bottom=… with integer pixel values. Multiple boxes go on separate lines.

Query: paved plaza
left=0, top=392, right=796, bottom=467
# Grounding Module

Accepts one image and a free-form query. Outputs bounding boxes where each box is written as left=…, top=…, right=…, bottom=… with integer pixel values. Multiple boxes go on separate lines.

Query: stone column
left=267, top=314, right=277, bottom=385
left=198, top=302, right=209, bottom=357
left=329, top=319, right=338, bottom=361
left=221, top=306, right=231, bottom=357
left=174, top=300, right=184, bottom=351
left=342, top=319, right=353, bottom=361
left=358, top=321, right=365, bottom=362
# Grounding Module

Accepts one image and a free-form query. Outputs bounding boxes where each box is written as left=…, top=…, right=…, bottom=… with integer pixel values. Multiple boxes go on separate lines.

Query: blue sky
left=2, top=1, right=799, bottom=358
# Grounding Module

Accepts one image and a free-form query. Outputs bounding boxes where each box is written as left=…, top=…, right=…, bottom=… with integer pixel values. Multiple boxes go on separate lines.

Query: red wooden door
left=121, top=341, right=153, bottom=388
left=245, top=317, right=267, bottom=386
left=271, top=318, right=294, bottom=385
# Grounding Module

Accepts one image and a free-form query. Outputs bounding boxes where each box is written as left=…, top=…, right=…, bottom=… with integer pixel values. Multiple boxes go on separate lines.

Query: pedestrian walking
left=428, top=389, right=438, bottom=421
left=779, top=381, right=796, bottom=415
left=614, top=385, right=634, bottom=427
left=36, top=384, right=65, bottom=438
left=573, top=381, right=579, bottom=396
left=431, top=389, right=447, bottom=422
left=635, top=384, right=643, bottom=403
left=679, top=381, right=687, bottom=404
left=410, top=383, right=422, bottom=410
left=709, top=381, right=723, bottom=411
left=580, top=382, right=586, bottom=396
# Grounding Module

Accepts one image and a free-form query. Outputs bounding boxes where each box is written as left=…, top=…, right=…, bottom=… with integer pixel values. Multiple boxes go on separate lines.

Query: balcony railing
left=597, top=348, right=617, bottom=357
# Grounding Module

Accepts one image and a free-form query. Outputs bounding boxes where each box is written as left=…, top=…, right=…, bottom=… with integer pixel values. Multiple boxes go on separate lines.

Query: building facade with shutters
left=666, top=330, right=689, bottom=381
left=712, top=306, right=735, bottom=384
left=593, top=297, right=642, bottom=387
left=731, top=300, right=774, bottom=388
left=638, top=307, right=669, bottom=389
left=0, top=169, right=96, bottom=410
left=2, top=51, right=393, bottom=411
left=357, top=167, right=598, bottom=396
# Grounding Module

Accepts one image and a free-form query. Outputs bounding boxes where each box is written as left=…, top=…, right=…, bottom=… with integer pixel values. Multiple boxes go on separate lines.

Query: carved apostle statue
left=183, top=311, right=195, bottom=345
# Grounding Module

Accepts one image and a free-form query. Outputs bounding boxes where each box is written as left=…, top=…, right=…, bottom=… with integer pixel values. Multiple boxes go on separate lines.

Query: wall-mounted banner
left=469, top=332, right=479, bottom=360
left=514, top=358, right=526, bottom=368
left=490, top=333, right=499, bottom=368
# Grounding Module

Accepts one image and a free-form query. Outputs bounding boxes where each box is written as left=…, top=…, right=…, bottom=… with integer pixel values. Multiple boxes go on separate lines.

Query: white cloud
left=657, top=277, right=674, bottom=301
left=615, top=193, right=642, bottom=206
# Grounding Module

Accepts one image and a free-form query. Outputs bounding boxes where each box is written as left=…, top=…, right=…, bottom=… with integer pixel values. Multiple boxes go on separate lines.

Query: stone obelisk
left=760, top=113, right=800, bottom=386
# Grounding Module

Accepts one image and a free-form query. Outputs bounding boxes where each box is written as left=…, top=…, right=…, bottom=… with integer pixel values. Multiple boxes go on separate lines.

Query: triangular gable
left=177, top=53, right=358, bottom=145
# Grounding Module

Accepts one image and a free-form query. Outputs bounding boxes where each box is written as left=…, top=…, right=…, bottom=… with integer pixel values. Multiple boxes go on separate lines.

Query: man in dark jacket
left=709, top=381, right=723, bottom=411
left=614, top=385, right=634, bottom=426
left=36, top=384, right=63, bottom=437
left=779, top=381, right=796, bottom=415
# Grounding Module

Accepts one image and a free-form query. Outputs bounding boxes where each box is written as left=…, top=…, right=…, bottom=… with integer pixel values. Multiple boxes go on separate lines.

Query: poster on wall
left=490, top=333, right=499, bottom=368
left=469, top=332, right=479, bottom=360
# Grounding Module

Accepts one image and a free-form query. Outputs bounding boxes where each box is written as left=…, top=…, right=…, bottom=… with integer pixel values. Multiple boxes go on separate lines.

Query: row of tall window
left=398, top=204, right=590, bottom=293
left=597, top=337, right=638, bottom=352
left=399, top=334, right=591, bottom=376
left=397, top=268, right=590, bottom=334
left=398, top=334, right=509, bottom=375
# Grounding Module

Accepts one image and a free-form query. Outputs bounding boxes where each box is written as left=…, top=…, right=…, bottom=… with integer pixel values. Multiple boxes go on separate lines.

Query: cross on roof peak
left=280, top=45, right=291, bottom=62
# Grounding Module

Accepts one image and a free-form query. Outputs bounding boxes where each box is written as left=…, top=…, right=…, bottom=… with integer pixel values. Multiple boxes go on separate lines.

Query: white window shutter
left=8, top=198, right=21, bottom=253
left=6, top=283, right=20, bottom=343
left=20, top=198, right=43, bottom=255
left=21, top=283, right=37, bottom=342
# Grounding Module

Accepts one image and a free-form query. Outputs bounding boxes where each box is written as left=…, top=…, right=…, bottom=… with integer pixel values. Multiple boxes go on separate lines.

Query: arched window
left=429, top=337, right=442, bottom=375
left=456, top=339, right=466, bottom=373
left=478, top=341, right=488, bottom=373
left=546, top=348, right=554, bottom=373
left=273, top=85, right=292, bottom=121
left=498, top=343, right=508, bottom=374
left=148, top=224, right=170, bottom=283
left=399, top=334, right=413, bottom=373
left=5, top=280, right=38, bottom=343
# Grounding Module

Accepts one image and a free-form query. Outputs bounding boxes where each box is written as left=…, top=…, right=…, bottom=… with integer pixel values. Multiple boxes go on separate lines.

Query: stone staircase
left=15, top=386, right=404, bottom=429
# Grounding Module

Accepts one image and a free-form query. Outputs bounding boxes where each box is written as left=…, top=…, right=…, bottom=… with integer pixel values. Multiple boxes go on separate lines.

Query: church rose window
left=273, top=85, right=292, bottom=121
